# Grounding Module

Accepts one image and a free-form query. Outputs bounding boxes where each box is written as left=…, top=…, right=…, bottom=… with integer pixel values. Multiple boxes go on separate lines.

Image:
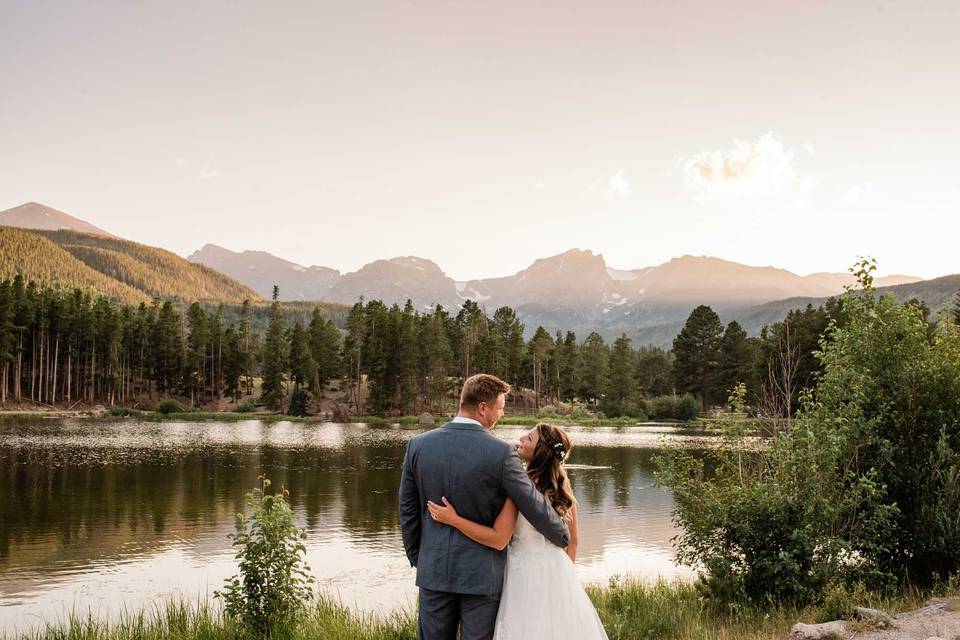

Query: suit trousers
left=418, top=587, right=500, bottom=640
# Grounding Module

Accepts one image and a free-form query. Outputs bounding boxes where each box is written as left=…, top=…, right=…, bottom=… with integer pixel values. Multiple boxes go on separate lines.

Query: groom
left=399, top=373, right=570, bottom=640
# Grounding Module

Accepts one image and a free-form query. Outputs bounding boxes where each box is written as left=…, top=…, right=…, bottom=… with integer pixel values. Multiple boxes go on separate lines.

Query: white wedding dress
left=493, top=514, right=609, bottom=639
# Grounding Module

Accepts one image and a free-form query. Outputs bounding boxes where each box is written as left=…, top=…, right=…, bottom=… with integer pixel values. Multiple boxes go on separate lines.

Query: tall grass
left=8, top=580, right=955, bottom=640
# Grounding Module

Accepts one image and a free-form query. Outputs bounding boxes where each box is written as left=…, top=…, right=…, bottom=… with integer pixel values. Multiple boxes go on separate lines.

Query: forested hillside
left=0, top=227, right=149, bottom=304
left=1, top=226, right=260, bottom=304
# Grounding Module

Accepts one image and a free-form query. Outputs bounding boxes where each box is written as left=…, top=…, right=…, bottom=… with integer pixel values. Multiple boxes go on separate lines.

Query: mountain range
left=188, top=243, right=928, bottom=345
left=3, top=202, right=953, bottom=347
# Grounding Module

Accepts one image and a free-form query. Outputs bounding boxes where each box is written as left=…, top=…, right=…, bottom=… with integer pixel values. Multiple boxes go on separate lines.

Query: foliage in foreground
left=657, top=259, right=960, bottom=606
left=215, top=477, right=315, bottom=635
left=11, top=578, right=958, bottom=640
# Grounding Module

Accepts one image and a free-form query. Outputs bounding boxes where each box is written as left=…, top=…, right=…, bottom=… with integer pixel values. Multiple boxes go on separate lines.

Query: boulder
left=789, top=621, right=847, bottom=639
left=853, top=606, right=896, bottom=629
left=418, top=412, right=435, bottom=428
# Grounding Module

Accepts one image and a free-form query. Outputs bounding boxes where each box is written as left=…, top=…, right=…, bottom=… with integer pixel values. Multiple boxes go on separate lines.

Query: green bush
left=234, top=400, right=255, bottom=413
left=109, top=406, right=135, bottom=417
left=365, top=417, right=391, bottom=429
left=537, top=404, right=560, bottom=418
left=646, top=395, right=678, bottom=419
left=215, top=477, right=315, bottom=634
left=656, top=260, right=960, bottom=606
left=157, top=399, right=183, bottom=414
left=675, top=394, right=700, bottom=421
left=646, top=394, right=698, bottom=420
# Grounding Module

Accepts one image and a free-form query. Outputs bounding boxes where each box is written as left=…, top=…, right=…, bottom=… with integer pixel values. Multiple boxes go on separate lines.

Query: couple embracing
left=399, top=373, right=608, bottom=639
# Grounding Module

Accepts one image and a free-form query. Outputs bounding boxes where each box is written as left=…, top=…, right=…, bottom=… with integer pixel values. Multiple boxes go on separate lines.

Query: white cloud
left=682, top=133, right=815, bottom=203
left=605, top=169, right=631, bottom=197
left=198, top=161, right=219, bottom=181
left=590, top=169, right=631, bottom=197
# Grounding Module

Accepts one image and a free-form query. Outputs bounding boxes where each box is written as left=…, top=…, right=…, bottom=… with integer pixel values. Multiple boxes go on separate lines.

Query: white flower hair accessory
left=552, top=441, right=567, bottom=463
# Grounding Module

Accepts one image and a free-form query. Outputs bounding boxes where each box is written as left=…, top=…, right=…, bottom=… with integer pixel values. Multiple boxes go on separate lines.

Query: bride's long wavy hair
left=526, top=422, right=577, bottom=522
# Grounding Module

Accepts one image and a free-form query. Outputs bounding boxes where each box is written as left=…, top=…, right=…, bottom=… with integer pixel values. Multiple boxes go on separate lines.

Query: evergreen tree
left=260, top=286, right=286, bottom=411
left=578, top=332, right=609, bottom=407
left=718, top=321, right=756, bottom=400
left=557, top=331, right=579, bottom=402
left=673, top=304, right=723, bottom=410
left=342, top=299, right=367, bottom=413
left=527, top=327, right=553, bottom=409
left=456, top=300, right=487, bottom=380
left=419, top=305, right=454, bottom=413
left=490, top=306, right=525, bottom=387
left=287, top=321, right=316, bottom=393
left=238, top=299, right=253, bottom=396
left=603, top=334, right=638, bottom=417
left=635, top=346, right=674, bottom=397
left=223, top=327, right=244, bottom=402
left=361, top=300, right=390, bottom=414
left=184, top=302, right=209, bottom=407
left=309, top=307, right=341, bottom=392
left=396, top=300, right=419, bottom=414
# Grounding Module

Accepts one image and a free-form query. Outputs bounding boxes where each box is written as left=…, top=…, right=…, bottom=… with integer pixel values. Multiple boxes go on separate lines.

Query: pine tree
left=223, top=327, right=244, bottom=402
left=456, top=300, right=487, bottom=380
left=287, top=321, right=316, bottom=392
left=342, top=299, right=367, bottom=413
left=578, top=332, right=609, bottom=408
left=260, top=285, right=286, bottom=411
left=557, top=331, right=579, bottom=402
left=238, top=299, right=253, bottom=396
left=397, top=300, right=419, bottom=414
left=490, top=306, right=525, bottom=387
left=604, top=334, right=638, bottom=417
left=527, top=327, right=553, bottom=410
left=309, top=307, right=341, bottom=393
left=184, top=302, right=209, bottom=407
left=718, top=321, right=755, bottom=400
left=673, top=305, right=723, bottom=410
left=635, top=346, right=674, bottom=397
left=419, top=305, right=454, bottom=413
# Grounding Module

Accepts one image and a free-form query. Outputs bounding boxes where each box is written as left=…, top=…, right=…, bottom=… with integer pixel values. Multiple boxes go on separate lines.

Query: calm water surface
left=0, top=419, right=708, bottom=633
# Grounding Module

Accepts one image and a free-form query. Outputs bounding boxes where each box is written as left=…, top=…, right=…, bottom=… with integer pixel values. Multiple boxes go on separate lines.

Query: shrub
left=157, top=399, right=183, bottom=414
left=235, top=400, right=256, bottom=413
left=646, top=395, right=678, bottom=419
left=537, top=404, right=561, bottom=418
left=365, top=417, right=390, bottom=429
left=646, top=394, right=698, bottom=420
left=675, top=394, right=700, bottom=421
left=656, top=260, right=960, bottom=606
left=216, top=477, right=315, bottom=634
left=109, top=406, right=134, bottom=417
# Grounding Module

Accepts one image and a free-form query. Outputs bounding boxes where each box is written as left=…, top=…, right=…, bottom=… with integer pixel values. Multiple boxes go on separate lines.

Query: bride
left=427, top=422, right=609, bottom=640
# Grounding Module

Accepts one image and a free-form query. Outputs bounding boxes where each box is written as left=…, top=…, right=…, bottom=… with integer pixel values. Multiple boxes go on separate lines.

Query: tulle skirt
left=492, top=543, right=608, bottom=639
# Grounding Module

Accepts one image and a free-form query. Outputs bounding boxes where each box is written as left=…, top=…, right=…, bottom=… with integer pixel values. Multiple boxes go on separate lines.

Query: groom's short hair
left=460, top=374, right=511, bottom=410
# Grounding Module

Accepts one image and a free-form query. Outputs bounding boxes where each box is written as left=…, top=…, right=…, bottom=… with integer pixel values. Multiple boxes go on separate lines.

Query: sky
left=2, top=0, right=959, bottom=281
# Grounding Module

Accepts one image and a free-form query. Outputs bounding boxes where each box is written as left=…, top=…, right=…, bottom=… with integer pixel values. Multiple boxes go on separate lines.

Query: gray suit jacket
left=399, top=420, right=570, bottom=595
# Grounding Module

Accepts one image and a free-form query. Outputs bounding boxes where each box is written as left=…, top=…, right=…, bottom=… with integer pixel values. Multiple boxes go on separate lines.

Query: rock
left=854, top=606, right=896, bottom=629
left=789, top=620, right=847, bottom=639
left=418, top=412, right=435, bottom=427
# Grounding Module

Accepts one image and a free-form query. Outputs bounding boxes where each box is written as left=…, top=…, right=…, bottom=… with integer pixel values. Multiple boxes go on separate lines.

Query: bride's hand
left=427, top=496, right=458, bottom=525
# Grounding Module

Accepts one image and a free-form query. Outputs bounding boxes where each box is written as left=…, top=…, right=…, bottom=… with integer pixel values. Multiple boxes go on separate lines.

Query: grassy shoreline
left=6, top=580, right=956, bottom=640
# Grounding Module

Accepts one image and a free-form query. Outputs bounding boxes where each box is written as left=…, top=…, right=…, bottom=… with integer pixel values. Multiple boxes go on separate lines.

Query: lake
left=0, top=419, right=708, bottom=633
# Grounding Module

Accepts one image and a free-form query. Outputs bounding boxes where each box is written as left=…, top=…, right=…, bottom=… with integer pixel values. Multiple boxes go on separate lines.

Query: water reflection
left=0, top=420, right=702, bottom=633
